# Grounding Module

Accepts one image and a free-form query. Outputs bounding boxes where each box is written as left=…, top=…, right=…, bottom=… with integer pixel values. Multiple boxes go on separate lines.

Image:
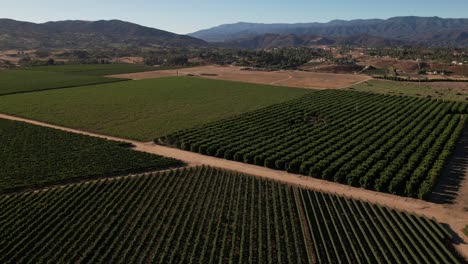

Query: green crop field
left=0, top=118, right=183, bottom=193
left=0, top=70, right=125, bottom=95
left=26, top=64, right=162, bottom=76
left=0, top=166, right=461, bottom=264
left=160, top=90, right=468, bottom=199
left=350, top=79, right=468, bottom=101
left=0, top=77, right=310, bottom=141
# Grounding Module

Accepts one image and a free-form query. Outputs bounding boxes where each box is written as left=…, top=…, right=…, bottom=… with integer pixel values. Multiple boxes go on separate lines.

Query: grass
left=350, top=79, right=468, bottom=101
left=0, top=118, right=183, bottom=193
left=26, top=64, right=161, bottom=76
left=0, top=70, right=125, bottom=95
left=0, top=77, right=310, bottom=141
left=464, top=225, right=468, bottom=237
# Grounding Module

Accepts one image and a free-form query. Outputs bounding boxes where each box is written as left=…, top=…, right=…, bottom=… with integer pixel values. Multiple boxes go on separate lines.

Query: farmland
left=0, top=64, right=180, bottom=96
left=0, top=118, right=183, bottom=193
left=351, top=79, right=468, bottom=101
left=0, top=166, right=461, bottom=264
left=160, top=90, right=467, bottom=199
left=0, top=70, right=125, bottom=95
left=109, top=65, right=372, bottom=89
left=26, top=64, right=167, bottom=76
left=0, top=77, right=310, bottom=141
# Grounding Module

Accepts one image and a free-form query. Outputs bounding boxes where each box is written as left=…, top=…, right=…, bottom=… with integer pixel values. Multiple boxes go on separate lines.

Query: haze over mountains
left=191, top=16, right=468, bottom=47
left=1, top=16, right=468, bottom=50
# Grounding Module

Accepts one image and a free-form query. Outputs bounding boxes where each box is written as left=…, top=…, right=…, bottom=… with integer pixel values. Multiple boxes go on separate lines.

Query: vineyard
left=159, top=90, right=468, bottom=199
left=0, top=166, right=461, bottom=263
left=0, top=77, right=309, bottom=140
left=0, top=118, right=183, bottom=192
left=299, top=187, right=461, bottom=263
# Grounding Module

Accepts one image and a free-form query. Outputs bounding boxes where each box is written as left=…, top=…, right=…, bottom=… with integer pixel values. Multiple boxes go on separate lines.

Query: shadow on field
left=429, top=122, right=468, bottom=204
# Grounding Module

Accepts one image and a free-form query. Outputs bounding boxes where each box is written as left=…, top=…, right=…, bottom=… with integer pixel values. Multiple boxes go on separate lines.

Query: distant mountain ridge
left=223, top=33, right=408, bottom=49
left=0, top=19, right=207, bottom=49
left=190, top=16, right=468, bottom=47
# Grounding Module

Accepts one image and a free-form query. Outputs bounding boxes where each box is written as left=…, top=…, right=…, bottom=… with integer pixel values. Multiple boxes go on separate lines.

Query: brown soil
left=0, top=113, right=467, bottom=259
left=112, top=57, right=144, bottom=64
left=108, top=65, right=371, bottom=89
left=294, top=188, right=317, bottom=263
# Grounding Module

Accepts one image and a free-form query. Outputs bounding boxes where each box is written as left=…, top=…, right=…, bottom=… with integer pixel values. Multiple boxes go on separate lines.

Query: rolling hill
left=0, top=19, right=207, bottom=49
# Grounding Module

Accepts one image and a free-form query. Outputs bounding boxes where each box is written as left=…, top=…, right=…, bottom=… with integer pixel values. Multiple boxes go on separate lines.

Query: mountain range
left=1, top=16, right=468, bottom=51
left=0, top=19, right=206, bottom=49
left=222, top=33, right=408, bottom=49
left=190, top=16, right=468, bottom=47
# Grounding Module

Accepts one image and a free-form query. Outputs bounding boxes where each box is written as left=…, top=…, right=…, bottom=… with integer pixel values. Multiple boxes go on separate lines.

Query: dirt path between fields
left=270, top=75, right=293, bottom=85
left=1, top=113, right=467, bottom=259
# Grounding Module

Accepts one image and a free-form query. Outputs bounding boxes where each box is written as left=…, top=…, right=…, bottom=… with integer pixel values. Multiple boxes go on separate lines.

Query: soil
left=294, top=188, right=317, bottom=263
left=112, top=57, right=144, bottom=64
left=0, top=113, right=467, bottom=259
left=107, top=65, right=371, bottom=89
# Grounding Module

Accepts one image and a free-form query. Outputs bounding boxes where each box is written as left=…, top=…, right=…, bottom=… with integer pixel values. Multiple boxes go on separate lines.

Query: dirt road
left=108, top=65, right=371, bottom=90
left=1, top=113, right=467, bottom=258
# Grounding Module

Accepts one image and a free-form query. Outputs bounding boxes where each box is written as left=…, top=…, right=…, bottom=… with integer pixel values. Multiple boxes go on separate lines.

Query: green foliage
left=0, top=166, right=461, bottom=263
left=236, top=47, right=331, bottom=69
left=0, top=77, right=310, bottom=141
left=0, top=167, right=310, bottom=263
left=375, top=75, right=468, bottom=83
left=26, top=64, right=158, bottom=76
left=0, top=69, right=125, bottom=95
left=366, top=46, right=468, bottom=63
left=299, top=189, right=462, bottom=263
left=191, top=47, right=333, bottom=70
left=0, top=118, right=183, bottom=193
left=144, top=54, right=190, bottom=66
left=161, top=90, right=465, bottom=199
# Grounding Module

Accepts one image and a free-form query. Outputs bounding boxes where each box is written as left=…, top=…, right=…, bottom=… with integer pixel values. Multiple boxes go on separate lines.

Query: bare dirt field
left=1, top=113, right=467, bottom=259
left=108, top=65, right=371, bottom=89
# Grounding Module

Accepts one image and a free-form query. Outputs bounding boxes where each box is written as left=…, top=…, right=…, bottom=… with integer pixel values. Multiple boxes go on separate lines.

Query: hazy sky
left=2, top=0, right=467, bottom=34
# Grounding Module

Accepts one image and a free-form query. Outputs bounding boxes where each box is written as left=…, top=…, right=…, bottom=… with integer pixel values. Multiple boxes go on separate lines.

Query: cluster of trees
left=235, top=47, right=332, bottom=69
left=9, top=46, right=334, bottom=70
left=18, top=57, right=61, bottom=67
left=144, top=54, right=189, bottom=66
left=366, top=47, right=468, bottom=63
left=375, top=75, right=468, bottom=82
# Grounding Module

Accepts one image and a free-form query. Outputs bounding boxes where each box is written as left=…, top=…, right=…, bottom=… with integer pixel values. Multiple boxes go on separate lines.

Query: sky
left=1, top=0, right=468, bottom=34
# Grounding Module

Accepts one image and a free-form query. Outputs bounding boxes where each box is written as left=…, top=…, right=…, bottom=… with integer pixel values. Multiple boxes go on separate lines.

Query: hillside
left=223, top=33, right=407, bottom=49
left=191, top=16, right=468, bottom=47
left=0, top=19, right=207, bottom=49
